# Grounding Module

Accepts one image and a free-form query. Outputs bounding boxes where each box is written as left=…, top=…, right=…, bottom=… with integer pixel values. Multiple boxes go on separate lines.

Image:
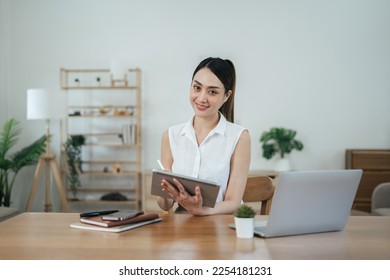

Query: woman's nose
left=197, top=90, right=208, bottom=102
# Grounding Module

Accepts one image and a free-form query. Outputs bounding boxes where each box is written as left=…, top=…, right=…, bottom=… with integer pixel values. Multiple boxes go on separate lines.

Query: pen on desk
left=157, top=159, right=165, bottom=170
left=79, top=210, right=119, bottom=218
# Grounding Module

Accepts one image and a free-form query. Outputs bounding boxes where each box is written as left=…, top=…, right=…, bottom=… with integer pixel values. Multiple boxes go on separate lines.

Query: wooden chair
left=371, top=182, right=390, bottom=216
left=243, top=176, right=275, bottom=215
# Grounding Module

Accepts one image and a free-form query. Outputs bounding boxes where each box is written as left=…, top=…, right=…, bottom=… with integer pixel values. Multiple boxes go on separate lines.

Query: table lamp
left=26, top=88, right=69, bottom=212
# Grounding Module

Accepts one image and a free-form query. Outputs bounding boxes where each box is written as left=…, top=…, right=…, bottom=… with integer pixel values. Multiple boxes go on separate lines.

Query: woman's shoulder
left=224, top=121, right=250, bottom=146
left=225, top=121, right=248, bottom=134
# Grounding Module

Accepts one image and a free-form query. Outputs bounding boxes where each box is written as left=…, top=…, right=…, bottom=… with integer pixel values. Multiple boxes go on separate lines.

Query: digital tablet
left=150, top=169, right=220, bottom=208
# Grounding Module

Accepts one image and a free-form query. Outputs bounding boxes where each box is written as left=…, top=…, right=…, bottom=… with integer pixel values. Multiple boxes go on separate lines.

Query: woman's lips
left=195, top=102, right=209, bottom=111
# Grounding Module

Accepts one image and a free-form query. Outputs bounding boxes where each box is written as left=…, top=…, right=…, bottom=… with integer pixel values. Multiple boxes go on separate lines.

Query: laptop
left=231, top=169, right=362, bottom=238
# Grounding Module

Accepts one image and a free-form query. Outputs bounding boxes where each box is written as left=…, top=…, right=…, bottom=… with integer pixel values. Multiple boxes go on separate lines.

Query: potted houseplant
left=63, top=135, right=85, bottom=200
left=234, top=204, right=256, bottom=238
left=0, top=118, right=46, bottom=207
left=259, top=127, right=304, bottom=171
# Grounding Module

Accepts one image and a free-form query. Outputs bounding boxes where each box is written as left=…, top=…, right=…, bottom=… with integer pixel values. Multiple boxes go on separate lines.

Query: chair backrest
left=243, top=176, right=275, bottom=215
left=372, top=182, right=390, bottom=211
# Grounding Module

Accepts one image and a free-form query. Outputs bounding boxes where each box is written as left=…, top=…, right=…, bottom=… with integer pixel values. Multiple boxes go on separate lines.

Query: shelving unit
left=60, top=68, right=142, bottom=211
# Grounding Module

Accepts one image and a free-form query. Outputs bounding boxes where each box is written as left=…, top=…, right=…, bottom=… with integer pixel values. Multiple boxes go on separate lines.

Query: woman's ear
left=224, top=90, right=232, bottom=102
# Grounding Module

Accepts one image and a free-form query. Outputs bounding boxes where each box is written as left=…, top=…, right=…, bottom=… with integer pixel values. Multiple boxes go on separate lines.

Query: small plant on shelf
left=63, top=135, right=85, bottom=200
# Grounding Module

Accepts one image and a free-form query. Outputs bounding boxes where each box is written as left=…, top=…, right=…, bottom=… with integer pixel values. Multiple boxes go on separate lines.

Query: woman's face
left=190, top=67, right=230, bottom=119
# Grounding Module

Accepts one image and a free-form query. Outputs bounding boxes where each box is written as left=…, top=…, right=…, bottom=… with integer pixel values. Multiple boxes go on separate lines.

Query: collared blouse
left=168, top=114, right=247, bottom=203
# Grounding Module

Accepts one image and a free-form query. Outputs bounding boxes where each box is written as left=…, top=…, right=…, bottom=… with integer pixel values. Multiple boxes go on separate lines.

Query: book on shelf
left=79, top=212, right=160, bottom=227
left=121, top=123, right=137, bottom=145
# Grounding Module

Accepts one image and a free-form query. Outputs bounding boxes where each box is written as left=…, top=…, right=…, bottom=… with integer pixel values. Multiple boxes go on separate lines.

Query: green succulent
left=234, top=204, right=256, bottom=218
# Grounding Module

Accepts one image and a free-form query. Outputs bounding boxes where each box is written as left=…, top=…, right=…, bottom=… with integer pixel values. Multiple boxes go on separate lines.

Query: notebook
left=70, top=217, right=162, bottom=233
left=79, top=213, right=159, bottom=227
left=230, top=169, right=362, bottom=238
left=151, top=169, right=220, bottom=208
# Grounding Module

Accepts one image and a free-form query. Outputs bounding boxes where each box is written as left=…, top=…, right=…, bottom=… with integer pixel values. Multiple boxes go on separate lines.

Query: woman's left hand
left=161, top=178, right=204, bottom=215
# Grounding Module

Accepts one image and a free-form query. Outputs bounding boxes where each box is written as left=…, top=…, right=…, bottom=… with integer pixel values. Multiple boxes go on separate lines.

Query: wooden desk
left=0, top=213, right=389, bottom=260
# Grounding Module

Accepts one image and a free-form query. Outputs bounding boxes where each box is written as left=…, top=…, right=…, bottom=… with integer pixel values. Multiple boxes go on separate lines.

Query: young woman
left=157, top=57, right=251, bottom=215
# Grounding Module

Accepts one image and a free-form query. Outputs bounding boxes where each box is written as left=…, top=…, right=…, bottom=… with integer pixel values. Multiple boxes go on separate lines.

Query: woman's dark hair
left=192, top=57, right=236, bottom=122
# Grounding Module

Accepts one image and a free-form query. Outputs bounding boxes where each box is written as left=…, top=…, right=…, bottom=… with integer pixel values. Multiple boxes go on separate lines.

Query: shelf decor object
left=26, top=88, right=69, bottom=212
left=110, top=60, right=129, bottom=87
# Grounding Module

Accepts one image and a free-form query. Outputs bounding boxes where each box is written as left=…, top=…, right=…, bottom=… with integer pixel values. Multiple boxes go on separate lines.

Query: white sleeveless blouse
left=168, top=114, right=246, bottom=203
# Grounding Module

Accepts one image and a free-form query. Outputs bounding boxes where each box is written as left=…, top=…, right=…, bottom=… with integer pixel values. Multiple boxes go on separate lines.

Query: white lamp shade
left=27, top=88, right=68, bottom=120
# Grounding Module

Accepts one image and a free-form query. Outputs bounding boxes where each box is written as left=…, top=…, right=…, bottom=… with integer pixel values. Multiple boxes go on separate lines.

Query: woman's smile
left=195, top=101, right=209, bottom=111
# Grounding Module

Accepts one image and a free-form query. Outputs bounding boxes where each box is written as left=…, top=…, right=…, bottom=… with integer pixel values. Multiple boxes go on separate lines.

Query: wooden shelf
left=61, top=67, right=143, bottom=210
left=69, top=132, right=122, bottom=137
left=68, top=115, right=134, bottom=119
left=82, top=160, right=138, bottom=164
left=79, top=170, right=139, bottom=176
left=68, top=200, right=139, bottom=205
left=62, top=86, right=138, bottom=90
left=67, top=188, right=137, bottom=193
left=83, top=143, right=139, bottom=147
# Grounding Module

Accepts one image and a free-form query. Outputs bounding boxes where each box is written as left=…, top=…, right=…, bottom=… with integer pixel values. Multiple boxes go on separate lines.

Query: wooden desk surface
left=0, top=213, right=389, bottom=260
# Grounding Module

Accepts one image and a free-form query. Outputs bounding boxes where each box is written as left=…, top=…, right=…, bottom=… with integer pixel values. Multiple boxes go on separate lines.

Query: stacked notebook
left=70, top=212, right=162, bottom=233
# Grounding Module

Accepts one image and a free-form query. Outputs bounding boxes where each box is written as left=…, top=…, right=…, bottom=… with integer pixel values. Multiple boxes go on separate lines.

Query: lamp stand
left=25, top=120, right=68, bottom=212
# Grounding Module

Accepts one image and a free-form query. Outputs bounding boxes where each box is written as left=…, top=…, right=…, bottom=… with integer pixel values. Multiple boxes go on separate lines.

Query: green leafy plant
left=63, top=135, right=85, bottom=199
left=234, top=204, right=256, bottom=218
left=0, top=118, right=46, bottom=207
left=260, top=127, right=304, bottom=159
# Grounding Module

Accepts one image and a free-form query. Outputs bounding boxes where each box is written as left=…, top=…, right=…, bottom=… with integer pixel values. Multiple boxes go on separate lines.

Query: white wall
left=1, top=0, right=390, bottom=211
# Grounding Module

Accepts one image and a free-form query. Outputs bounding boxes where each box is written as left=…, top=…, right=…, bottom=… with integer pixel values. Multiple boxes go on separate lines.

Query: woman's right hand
left=161, top=178, right=204, bottom=215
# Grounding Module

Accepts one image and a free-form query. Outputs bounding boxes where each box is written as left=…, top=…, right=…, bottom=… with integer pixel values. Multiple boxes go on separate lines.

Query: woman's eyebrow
left=193, top=79, right=221, bottom=89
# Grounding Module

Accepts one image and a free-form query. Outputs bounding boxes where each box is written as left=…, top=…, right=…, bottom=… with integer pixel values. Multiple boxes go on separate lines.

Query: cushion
left=372, top=208, right=390, bottom=216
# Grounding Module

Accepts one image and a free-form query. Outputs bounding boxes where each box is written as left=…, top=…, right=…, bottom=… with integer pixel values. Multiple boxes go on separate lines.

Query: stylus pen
left=157, top=159, right=165, bottom=170
left=80, top=210, right=119, bottom=218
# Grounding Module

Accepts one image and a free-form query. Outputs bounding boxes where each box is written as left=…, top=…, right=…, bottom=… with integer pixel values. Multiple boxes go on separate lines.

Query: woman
left=157, top=57, right=251, bottom=216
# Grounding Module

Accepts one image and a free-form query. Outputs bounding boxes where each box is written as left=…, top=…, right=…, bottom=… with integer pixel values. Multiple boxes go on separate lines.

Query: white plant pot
left=234, top=217, right=254, bottom=239
left=275, top=158, right=291, bottom=171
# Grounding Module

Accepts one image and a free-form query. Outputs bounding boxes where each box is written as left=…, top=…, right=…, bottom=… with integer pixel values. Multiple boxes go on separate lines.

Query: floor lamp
left=26, top=89, right=69, bottom=212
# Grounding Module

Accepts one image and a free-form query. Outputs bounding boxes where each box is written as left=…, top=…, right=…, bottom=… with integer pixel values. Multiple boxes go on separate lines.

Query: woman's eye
left=209, top=90, right=217, bottom=95
left=193, top=85, right=201, bottom=91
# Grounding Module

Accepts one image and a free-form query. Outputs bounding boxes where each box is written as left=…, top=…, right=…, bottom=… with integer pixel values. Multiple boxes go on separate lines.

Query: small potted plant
left=63, top=135, right=85, bottom=200
left=259, top=127, right=304, bottom=171
left=234, top=204, right=256, bottom=238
